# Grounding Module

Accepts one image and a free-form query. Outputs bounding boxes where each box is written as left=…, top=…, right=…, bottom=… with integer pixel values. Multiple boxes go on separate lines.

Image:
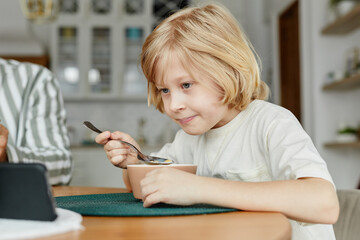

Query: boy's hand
left=95, top=131, right=140, bottom=168
left=141, top=168, right=199, bottom=207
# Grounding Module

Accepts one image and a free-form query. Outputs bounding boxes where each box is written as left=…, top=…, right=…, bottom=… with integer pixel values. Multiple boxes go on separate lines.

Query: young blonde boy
left=96, top=3, right=339, bottom=239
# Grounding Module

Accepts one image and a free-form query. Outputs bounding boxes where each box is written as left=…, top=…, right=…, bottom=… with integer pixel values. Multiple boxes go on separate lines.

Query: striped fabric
left=0, top=58, right=72, bottom=185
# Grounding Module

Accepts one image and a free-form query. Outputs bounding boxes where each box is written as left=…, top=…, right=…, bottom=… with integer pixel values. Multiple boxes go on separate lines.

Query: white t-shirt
left=154, top=100, right=336, bottom=240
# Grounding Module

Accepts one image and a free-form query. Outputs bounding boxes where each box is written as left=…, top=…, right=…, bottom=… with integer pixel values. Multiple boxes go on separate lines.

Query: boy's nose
left=169, top=94, right=185, bottom=112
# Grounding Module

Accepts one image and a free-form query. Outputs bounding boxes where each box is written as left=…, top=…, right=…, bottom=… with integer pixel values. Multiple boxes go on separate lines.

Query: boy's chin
left=181, top=127, right=207, bottom=136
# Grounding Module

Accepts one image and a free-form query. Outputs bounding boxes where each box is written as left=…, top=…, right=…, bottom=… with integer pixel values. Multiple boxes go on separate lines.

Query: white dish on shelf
left=336, top=133, right=358, bottom=143
left=337, top=1, right=357, bottom=16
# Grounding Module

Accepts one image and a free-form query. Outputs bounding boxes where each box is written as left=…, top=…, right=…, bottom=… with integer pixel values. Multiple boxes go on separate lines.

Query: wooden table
left=45, top=186, right=292, bottom=240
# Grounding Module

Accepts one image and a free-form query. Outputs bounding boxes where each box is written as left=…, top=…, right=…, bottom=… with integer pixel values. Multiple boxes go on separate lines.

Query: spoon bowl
left=83, top=121, right=173, bottom=165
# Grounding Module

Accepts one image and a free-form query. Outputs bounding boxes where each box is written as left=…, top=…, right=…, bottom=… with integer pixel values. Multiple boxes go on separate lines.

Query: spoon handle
left=83, top=121, right=102, bottom=134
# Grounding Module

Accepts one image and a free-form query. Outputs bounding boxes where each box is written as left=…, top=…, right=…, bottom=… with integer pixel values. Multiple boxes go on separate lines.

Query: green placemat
left=55, top=193, right=237, bottom=216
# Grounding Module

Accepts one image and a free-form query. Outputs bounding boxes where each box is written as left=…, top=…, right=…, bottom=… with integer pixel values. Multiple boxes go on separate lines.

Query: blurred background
left=0, top=0, right=359, bottom=189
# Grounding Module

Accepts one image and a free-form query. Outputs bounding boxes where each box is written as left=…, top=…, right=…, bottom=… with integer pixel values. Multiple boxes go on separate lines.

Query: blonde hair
left=141, top=3, right=269, bottom=113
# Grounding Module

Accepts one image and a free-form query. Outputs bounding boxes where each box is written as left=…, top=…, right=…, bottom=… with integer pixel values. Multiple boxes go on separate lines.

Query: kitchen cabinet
left=50, top=0, right=151, bottom=100
left=321, top=4, right=360, bottom=148
left=51, top=0, right=190, bottom=101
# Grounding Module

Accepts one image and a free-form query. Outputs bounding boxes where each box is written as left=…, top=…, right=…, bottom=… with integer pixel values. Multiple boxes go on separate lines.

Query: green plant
left=330, top=0, right=340, bottom=6
left=337, top=126, right=358, bottom=134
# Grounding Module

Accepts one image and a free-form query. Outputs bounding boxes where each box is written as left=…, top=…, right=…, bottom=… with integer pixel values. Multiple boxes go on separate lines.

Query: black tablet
left=0, top=163, right=58, bottom=221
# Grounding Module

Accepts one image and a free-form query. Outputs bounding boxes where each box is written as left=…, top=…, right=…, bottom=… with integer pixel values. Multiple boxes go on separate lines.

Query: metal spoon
left=83, top=121, right=173, bottom=165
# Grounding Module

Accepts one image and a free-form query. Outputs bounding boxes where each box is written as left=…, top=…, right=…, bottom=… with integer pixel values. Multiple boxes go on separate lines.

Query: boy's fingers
left=95, top=131, right=111, bottom=144
left=110, top=131, right=133, bottom=142
left=110, top=131, right=124, bottom=139
left=104, top=140, right=123, bottom=151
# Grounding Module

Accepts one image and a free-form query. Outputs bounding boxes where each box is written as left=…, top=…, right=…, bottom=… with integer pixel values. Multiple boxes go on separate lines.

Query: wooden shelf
left=323, top=73, right=360, bottom=90
left=0, top=55, right=49, bottom=68
left=322, top=4, right=360, bottom=35
left=324, top=141, right=360, bottom=148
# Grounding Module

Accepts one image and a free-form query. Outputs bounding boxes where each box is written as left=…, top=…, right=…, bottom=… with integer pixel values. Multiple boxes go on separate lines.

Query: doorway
left=279, top=0, right=301, bottom=122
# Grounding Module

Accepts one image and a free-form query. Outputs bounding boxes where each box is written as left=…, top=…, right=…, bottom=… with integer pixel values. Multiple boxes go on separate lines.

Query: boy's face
left=155, top=55, right=240, bottom=135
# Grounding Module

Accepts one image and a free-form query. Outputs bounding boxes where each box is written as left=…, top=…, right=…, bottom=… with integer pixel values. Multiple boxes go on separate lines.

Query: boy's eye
left=160, top=88, right=169, bottom=94
left=182, top=83, right=192, bottom=89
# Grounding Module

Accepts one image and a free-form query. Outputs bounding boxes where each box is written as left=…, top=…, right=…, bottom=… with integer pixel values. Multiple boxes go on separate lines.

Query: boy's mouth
left=178, top=115, right=196, bottom=125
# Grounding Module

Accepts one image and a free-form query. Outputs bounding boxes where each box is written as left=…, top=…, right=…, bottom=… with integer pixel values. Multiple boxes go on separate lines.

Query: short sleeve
left=266, top=111, right=334, bottom=186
